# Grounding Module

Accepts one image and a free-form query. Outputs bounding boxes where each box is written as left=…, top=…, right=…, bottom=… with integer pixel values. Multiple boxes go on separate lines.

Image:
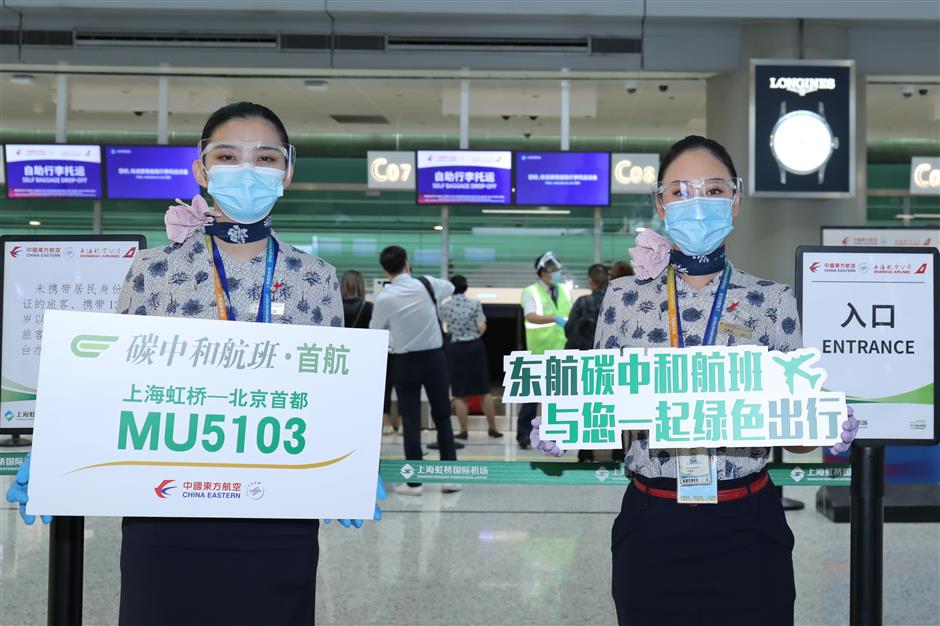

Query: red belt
left=632, top=472, right=770, bottom=503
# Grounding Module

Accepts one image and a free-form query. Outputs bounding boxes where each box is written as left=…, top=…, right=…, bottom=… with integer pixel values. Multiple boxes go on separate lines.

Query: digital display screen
left=416, top=150, right=512, bottom=205
left=105, top=145, right=200, bottom=200
left=4, top=144, right=102, bottom=199
left=514, top=152, right=610, bottom=206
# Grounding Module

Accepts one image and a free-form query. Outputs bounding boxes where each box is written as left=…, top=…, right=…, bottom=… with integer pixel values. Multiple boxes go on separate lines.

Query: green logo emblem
left=70, top=335, right=119, bottom=358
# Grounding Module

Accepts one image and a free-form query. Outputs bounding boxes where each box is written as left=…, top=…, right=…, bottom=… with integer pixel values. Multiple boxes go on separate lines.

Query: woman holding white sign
left=7, top=102, right=385, bottom=626
left=531, top=135, right=858, bottom=626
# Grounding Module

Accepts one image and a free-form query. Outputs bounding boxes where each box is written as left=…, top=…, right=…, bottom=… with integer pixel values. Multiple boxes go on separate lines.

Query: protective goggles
left=653, top=177, right=743, bottom=207
left=198, top=139, right=296, bottom=173
left=536, top=251, right=563, bottom=272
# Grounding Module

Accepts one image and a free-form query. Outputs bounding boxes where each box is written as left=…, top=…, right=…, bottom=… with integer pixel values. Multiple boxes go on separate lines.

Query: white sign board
left=27, top=310, right=388, bottom=519
left=610, top=153, right=659, bottom=194
left=367, top=151, right=415, bottom=190
left=1, top=236, right=143, bottom=433
left=822, top=227, right=939, bottom=250
left=798, top=246, right=938, bottom=444
left=502, top=346, right=847, bottom=450
left=910, top=157, right=940, bottom=195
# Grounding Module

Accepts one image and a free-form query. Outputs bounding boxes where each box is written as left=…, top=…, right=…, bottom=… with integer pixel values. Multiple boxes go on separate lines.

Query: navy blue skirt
left=120, top=518, right=319, bottom=626
left=611, top=472, right=795, bottom=626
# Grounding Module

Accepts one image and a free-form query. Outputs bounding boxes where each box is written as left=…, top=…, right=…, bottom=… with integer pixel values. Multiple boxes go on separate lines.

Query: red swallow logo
left=842, top=237, right=850, bottom=245
left=10, top=246, right=22, bottom=258
left=154, top=479, right=176, bottom=498
left=809, top=261, right=820, bottom=273
left=123, top=247, right=137, bottom=258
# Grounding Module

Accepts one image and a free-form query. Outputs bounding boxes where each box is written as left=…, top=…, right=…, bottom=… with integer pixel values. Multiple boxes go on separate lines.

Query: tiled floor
left=2, top=431, right=938, bottom=626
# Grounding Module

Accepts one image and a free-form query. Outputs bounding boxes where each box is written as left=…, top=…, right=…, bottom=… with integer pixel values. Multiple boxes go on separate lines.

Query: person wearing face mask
left=529, top=136, right=859, bottom=626
left=516, top=252, right=572, bottom=449
left=6, top=102, right=386, bottom=626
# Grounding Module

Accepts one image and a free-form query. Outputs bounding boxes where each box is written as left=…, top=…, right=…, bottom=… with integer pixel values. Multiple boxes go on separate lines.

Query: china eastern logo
left=9, top=246, right=22, bottom=258
left=809, top=261, right=821, bottom=273
left=154, top=479, right=176, bottom=498
left=70, top=335, right=119, bottom=358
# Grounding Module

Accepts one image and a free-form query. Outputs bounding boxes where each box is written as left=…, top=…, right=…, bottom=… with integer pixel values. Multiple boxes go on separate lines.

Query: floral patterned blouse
left=593, top=264, right=803, bottom=480
left=439, top=293, right=486, bottom=343
left=116, top=231, right=344, bottom=328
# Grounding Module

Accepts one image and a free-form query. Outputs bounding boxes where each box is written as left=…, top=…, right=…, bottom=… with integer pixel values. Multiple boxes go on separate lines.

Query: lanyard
left=666, top=263, right=733, bottom=348
left=206, top=234, right=279, bottom=323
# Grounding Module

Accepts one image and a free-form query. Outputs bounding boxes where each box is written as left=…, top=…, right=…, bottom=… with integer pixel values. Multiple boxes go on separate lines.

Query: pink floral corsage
left=628, top=230, right=672, bottom=279
left=165, top=195, right=221, bottom=243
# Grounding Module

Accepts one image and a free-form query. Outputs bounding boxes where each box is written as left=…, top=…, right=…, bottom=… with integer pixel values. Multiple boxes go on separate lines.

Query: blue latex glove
left=829, top=405, right=859, bottom=455
left=530, top=417, right=566, bottom=457
left=323, top=475, right=386, bottom=528
left=4, top=453, right=52, bottom=526
left=555, top=315, right=567, bottom=327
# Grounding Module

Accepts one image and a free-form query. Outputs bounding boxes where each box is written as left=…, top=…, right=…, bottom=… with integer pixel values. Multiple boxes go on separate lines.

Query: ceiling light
left=10, top=74, right=35, bottom=85
left=28, top=219, right=41, bottom=226
left=433, top=225, right=444, bottom=231
left=481, top=208, right=571, bottom=215
left=635, top=226, right=647, bottom=232
left=304, top=79, right=329, bottom=91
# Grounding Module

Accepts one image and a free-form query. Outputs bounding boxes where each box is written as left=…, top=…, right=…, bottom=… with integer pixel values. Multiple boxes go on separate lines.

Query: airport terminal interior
left=0, top=2, right=939, bottom=625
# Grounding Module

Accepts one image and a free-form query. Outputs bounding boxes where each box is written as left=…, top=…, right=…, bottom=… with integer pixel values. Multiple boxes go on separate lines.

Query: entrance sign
left=797, top=246, right=938, bottom=444
left=0, top=235, right=145, bottom=435
left=27, top=310, right=388, bottom=519
left=502, top=346, right=847, bottom=450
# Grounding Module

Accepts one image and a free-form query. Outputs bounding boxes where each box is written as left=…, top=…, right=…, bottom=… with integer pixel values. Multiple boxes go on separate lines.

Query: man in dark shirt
left=564, top=263, right=611, bottom=464
left=564, top=263, right=609, bottom=350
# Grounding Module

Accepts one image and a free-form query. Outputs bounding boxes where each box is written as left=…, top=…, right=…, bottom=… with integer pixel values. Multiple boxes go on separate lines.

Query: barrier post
left=47, top=516, right=84, bottom=626
left=850, top=444, right=885, bottom=626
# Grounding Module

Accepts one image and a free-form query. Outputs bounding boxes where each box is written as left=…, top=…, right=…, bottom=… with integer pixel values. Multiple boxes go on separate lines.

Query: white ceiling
left=0, top=71, right=936, bottom=141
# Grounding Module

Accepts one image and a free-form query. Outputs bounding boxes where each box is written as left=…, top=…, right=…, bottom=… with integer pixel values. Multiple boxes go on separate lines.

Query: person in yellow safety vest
left=516, top=251, right=573, bottom=448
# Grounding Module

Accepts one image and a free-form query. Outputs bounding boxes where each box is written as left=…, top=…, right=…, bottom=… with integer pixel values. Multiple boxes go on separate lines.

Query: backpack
left=566, top=290, right=604, bottom=350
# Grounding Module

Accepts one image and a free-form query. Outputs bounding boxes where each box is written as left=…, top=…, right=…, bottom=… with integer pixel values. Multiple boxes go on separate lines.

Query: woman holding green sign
left=531, top=135, right=858, bottom=626
left=6, top=102, right=385, bottom=626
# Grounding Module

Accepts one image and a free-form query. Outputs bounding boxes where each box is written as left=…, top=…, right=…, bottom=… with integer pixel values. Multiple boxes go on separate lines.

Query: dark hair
left=658, top=135, right=738, bottom=183
left=380, top=245, right=408, bottom=275
left=200, top=101, right=290, bottom=145
left=450, top=275, right=468, bottom=294
left=588, top=263, right=609, bottom=289
left=340, top=270, right=365, bottom=299
left=610, top=261, right=634, bottom=280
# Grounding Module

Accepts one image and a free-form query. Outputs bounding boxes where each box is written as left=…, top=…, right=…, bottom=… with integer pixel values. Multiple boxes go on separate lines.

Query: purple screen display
left=5, top=145, right=102, bottom=199
left=416, top=151, right=512, bottom=205
left=105, top=146, right=200, bottom=200
left=514, top=152, right=610, bottom=206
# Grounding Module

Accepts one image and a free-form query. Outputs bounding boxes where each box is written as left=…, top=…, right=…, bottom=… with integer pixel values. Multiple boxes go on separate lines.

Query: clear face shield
left=198, top=139, right=296, bottom=178
left=653, top=177, right=743, bottom=210
left=537, top=251, right=563, bottom=274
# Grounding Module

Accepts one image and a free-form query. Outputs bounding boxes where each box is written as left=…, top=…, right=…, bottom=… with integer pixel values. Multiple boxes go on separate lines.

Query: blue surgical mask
left=663, top=197, right=734, bottom=257
left=207, top=164, right=284, bottom=224
left=550, top=271, right=563, bottom=285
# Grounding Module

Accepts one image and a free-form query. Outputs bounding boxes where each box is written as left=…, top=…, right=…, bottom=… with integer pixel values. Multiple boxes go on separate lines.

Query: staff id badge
left=676, top=448, right=718, bottom=504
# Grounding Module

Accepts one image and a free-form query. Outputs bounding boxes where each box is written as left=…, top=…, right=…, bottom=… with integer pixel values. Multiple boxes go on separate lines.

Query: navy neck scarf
left=204, top=217, right=271, bottom=244
left=669, top=245, right=727, bottom=276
